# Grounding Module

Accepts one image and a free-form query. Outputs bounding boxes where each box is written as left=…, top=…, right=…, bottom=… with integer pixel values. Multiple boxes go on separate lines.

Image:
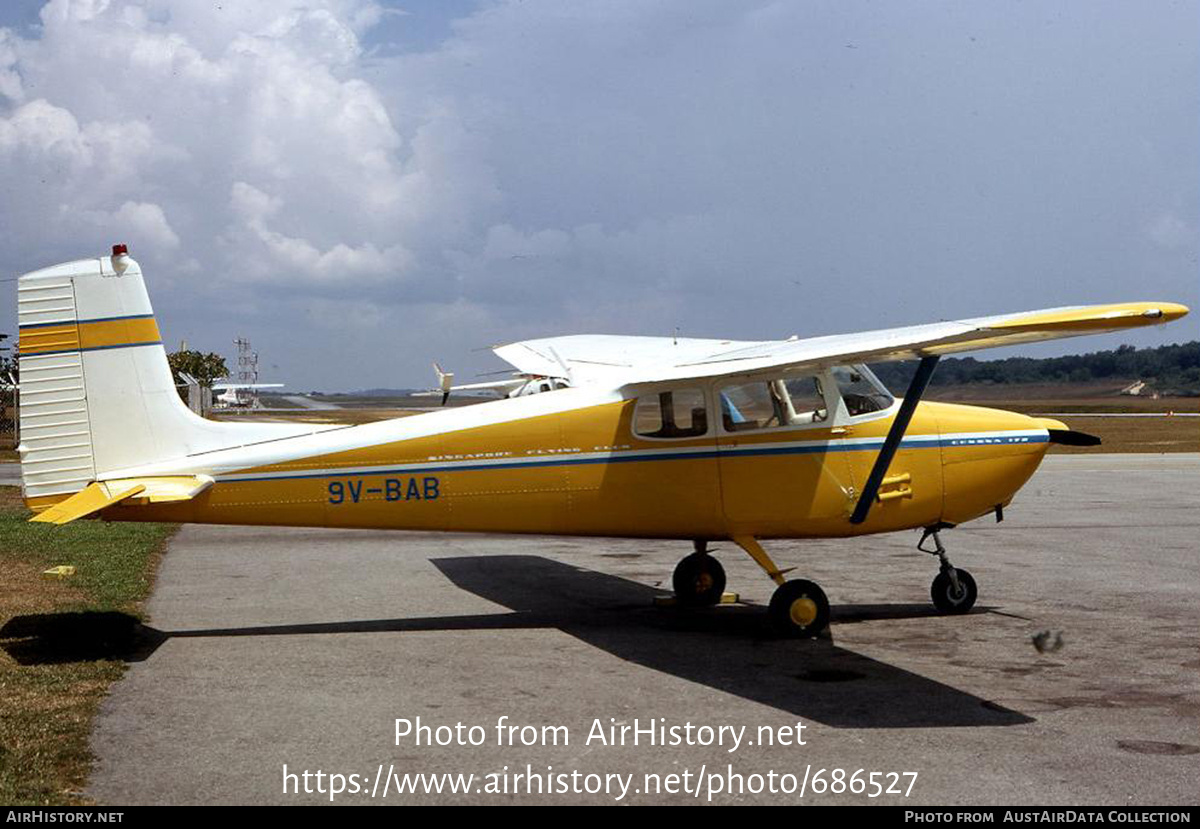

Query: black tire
left=931, top=568, right=977, bottom=614
left=672, top=553, right=726, bottom=607
left=768, top=579, right=830, bottom=638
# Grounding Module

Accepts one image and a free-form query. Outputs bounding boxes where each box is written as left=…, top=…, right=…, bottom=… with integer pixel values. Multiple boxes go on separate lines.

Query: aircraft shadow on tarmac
left=0, top=555, right=1032, bottom=729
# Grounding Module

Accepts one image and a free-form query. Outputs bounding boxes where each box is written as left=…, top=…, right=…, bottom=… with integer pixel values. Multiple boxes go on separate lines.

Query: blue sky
left=0, top=1, right=1195, bottom=390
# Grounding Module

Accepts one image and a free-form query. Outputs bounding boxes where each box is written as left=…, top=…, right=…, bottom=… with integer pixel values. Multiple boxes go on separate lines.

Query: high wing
left=492, top=302, right=1189, bottom=388
left=412, top=377, right=530, bottom=399
left=438, top=379, right=529, bottom=394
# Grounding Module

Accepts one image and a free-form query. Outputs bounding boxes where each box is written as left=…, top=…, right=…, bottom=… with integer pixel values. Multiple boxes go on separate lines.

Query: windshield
left=831, top=365, right=893, bottom=416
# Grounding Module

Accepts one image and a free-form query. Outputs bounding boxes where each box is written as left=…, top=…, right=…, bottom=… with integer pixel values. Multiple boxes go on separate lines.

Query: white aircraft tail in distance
left=14, top=245, right=1189, bottom=637
left=211, top=381, right=285, bottom=409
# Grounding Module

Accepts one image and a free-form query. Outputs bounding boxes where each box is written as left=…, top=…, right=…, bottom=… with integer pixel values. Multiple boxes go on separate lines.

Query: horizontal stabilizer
left=29, top=475, right=214, bottom=524
left=29, top=482, right=146, bottom=524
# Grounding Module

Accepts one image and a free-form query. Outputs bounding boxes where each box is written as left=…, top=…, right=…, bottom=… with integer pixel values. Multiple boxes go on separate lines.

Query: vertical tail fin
left=17, top=246, right=309, bottom=508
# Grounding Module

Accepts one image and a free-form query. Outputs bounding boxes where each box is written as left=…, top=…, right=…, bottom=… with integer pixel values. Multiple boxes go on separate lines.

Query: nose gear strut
left=919, top=524, right=978, bottom=614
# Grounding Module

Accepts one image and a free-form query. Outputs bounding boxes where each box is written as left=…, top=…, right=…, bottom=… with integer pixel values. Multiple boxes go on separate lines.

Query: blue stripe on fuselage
left=218, top=432, right=1048, bottom=484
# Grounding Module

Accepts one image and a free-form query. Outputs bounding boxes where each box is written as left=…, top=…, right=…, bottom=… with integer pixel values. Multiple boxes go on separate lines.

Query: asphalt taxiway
left=0, top=462, right=20, bottom=486
left=22, top=454, right=1197, bottom=805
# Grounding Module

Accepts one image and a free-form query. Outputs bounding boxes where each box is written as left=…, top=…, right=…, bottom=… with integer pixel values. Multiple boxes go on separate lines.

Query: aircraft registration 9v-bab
left=14, top=246, right=1189, bottom=637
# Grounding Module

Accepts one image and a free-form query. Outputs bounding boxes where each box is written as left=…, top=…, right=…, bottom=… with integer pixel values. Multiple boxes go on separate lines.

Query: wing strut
left=849, top=355, right=940, bottom=525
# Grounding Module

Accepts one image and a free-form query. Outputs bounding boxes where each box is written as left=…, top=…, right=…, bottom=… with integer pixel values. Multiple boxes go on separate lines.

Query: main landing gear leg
left=732, top=536, right=830, bottom=638
left=919, top=525, right=978, bottom=614
left=672, top=541, right=727, bottom=607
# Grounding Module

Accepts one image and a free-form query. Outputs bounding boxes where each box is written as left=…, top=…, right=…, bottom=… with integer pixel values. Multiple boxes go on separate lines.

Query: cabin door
left=716, top=375, right=856, bottom=536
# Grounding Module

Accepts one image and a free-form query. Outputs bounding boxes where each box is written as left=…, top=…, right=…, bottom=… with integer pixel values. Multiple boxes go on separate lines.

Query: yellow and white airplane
left=14, top=245, right=1189, bottom=636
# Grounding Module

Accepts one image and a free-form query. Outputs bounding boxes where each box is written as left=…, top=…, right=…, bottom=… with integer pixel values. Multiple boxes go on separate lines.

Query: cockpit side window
left=783, top=376, right=828, bottom=424
left=633, top=389, right=708, bottom=438
left=719, top=382, right=782, bottom=431
left=831, top=365, right=893, bottom=416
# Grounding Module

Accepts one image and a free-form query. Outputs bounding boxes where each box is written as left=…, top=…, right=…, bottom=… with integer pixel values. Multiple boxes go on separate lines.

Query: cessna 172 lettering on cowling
left=15, top=246, right=1189, bottom=637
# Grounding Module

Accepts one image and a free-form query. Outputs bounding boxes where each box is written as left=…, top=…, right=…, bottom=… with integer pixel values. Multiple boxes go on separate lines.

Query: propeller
left=1047, top=429, right=1101, bottom=447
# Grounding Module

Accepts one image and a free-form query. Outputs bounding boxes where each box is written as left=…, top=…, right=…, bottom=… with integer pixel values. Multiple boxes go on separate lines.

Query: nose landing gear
left=919, top=525, right=978, bottom=614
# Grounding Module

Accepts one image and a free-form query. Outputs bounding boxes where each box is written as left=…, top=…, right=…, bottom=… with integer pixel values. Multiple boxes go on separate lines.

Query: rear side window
left=633, top=389, right=708, bottom=438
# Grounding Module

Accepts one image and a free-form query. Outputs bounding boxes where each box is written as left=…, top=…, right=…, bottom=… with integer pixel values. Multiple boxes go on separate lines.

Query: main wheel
left=931, top=567, right=977, bottom=614
left=768, top=579, right=830, bottom=638
left=672, top=553, right=726, bottom=607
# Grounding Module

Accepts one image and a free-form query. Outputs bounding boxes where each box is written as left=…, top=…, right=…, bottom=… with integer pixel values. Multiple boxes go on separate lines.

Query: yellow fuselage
left=99, top=399, right=1052, bottom=540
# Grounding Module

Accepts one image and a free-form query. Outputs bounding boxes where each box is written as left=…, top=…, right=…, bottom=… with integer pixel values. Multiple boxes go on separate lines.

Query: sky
left=0, top=0, right=1195, bottom=391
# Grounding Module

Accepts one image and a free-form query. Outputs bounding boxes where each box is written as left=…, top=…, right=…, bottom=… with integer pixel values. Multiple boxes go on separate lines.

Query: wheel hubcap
left=789, top=597, right=818, bottom=627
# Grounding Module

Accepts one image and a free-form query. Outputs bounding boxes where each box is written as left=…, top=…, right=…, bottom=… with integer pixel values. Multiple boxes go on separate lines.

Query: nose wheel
left=931, top=567, right=977, bottom=613
left=919, top=526, right=978, bottom=614
left=672, top=543, right=727, bottom=607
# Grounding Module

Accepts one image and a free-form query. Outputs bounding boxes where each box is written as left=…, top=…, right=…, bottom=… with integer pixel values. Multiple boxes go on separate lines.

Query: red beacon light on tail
left=111, top=243, right=130, bottom=275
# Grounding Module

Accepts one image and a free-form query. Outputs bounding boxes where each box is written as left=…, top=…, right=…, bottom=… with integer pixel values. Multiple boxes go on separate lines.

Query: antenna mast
left=234, top=336, right=261, bottom=409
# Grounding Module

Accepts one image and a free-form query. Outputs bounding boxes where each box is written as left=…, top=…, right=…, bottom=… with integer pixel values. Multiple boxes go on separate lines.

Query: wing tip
left=1155, top=302, right=1189, bottom=322
left=995, top=301, right=1190, bottom=332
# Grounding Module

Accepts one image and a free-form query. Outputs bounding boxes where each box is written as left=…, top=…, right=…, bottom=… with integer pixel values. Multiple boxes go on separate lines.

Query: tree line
left=870, top=341, right=1200, bottom=396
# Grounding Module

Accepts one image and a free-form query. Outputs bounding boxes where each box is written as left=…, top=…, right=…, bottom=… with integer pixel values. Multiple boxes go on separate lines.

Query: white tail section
left=17, top=250, right=314, bottom=501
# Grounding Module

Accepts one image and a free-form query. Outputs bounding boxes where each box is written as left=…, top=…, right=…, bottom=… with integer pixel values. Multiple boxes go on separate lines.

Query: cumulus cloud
left=111, top=200, right=180, bottom=249
left=227, top=180, right=413, bottom=283
left=0, top=98, right=172, bottom=178
left=0, top=28, right=24, bottom=101
left=0, top=0, right=1194, bottom=390
left=0, top=0, right=423, bottom=288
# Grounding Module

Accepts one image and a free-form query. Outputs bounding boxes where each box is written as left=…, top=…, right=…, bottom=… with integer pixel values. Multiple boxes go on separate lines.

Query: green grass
left=1, top=504, right=172, bottom=612
left=0, top=487, right=176, bottom=805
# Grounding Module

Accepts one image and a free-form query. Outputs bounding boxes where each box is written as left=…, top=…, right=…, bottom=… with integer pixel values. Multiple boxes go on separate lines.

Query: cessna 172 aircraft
left=14, top=246, right=1188, bottom=636
left=212, top=381, right=285, bottom=409
left=425, top=362, right=571, bottom=405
